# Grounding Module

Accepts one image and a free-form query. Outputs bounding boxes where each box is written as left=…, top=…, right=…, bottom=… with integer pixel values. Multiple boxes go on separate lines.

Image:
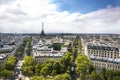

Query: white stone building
left=32, top=37, right=68, bottom=64
left=85, top=43, right=120, bottom=70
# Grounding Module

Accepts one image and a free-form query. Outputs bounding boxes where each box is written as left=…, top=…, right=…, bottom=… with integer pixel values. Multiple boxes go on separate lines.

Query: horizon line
left=0, top=32, right=120, bottom=35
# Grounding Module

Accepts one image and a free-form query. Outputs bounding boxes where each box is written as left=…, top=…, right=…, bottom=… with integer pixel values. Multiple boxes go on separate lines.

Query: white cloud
left=0, top=0, right=15, bottom=5
left=0, top=0, right=120, bottom=34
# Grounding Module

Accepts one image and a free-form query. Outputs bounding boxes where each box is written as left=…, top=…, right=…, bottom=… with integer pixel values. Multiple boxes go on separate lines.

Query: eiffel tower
left=40, top=22, right=45, bottom=36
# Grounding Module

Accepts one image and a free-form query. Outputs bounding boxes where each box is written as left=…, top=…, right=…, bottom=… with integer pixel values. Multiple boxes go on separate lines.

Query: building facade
left=85, top=43, right=120, bottom=70
left=33, top=45, right=67, bottom=63
left=32, top=36, right=68, bottom=64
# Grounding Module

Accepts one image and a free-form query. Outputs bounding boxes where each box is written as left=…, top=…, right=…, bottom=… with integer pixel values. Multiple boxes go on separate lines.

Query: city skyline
left=0, top=0, right=120, bottom=33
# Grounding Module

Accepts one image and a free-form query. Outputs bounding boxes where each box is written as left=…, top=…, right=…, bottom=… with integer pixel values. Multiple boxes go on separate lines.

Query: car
left=14, top=72, right=19, bottom=76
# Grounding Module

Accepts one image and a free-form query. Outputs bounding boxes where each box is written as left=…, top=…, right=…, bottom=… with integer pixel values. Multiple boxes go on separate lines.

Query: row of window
left=88, top=49, right=119, bottom=59
left=92, top=61, right=120, bottom=70
left=88, top=49, right=119, bottom=54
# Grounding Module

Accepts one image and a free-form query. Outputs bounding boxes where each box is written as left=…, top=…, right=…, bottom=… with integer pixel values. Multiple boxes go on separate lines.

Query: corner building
left=85, top=43, right=120, bottom=70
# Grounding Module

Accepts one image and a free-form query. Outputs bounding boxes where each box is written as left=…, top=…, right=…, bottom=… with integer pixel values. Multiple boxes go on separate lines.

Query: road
left=14, top=42, right=29, bottom=80
left=71, top=48, right=78, bottom=80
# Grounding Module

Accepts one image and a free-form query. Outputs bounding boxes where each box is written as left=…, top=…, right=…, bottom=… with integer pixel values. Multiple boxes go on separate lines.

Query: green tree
left=24, top=56, right=34, bottom=66
left=17, top=51, right=23, bottom=58
left=21, top=66, right=34, bottom=76
left=105, top=70, right=113, bottom=80
left=3, top=56, right=17, bottom=70
left=35, top=64, right=41, bottom=75
left=30, top=76, right=45, bottom=80
left=76, top=54, right=91, bottom=79
left=100, top=68, right=107, bottom=80
left=40, top=66, right=49, bottom=77
left=53, top=62, right=61, bottom=74
left=26, top=48, right=31, bottom=55
left=90, top=71, right=102, bottom=80
left=0, top=69, right=13, bottom=79
left=21, top=56, right=34, bottom=77
left=53, top=73, right=71, bottom=80
left=113, top=76, right=120, bottom=80
left=60, top=51, right=71, bottom=68
left=51, top=70, right=57, bottom=76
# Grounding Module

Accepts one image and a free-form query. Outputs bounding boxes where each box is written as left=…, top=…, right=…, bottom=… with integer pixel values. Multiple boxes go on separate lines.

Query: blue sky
left=54, top=0, right=120, bottom=13
left=0, top=0, right=120, bottom=33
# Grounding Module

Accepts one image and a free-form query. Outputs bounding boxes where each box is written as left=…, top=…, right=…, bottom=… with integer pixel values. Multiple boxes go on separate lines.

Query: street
left=14, top=42, right=29, bottom=80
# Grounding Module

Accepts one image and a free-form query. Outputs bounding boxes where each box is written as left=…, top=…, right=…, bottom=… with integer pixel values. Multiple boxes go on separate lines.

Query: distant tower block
left=40, top=22, right=45, bottom=36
